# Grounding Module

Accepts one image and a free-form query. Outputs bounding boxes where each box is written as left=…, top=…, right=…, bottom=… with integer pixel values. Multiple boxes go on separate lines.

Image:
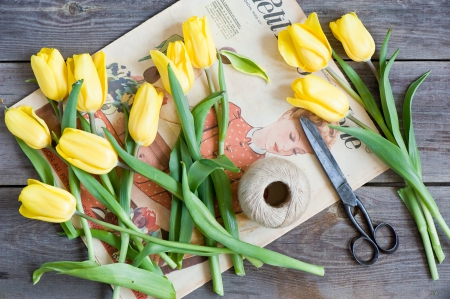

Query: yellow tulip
left=19, top=179, right=76, bottom=223
left=150, top=41, right=194, bottom=95
left=128, top=83, right=164, bottom=146
left=182, top=16, right=217, bottom=69
left=5, top=106, right=51, bottom=149
left=287, top=74, right=349, bottom=122
left=30, top=48, right=68, bottom=101
left=67, top=52, right=107, bottom=113
left=278, top=13, right=332, bottom=73
left=56, top=128, right=118, bottom=174
left=330, top=12, right=375, bottom=62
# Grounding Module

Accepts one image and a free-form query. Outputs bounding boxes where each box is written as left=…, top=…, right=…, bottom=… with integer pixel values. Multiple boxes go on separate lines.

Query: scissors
left=300, top=117, right=399, bottom=266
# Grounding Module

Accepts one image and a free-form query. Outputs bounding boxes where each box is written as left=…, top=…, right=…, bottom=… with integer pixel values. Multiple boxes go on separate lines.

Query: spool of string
left=238, top=157, right=311, bottom=228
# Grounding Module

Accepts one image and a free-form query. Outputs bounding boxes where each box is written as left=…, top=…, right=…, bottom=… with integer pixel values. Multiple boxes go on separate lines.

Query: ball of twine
left=238, top=157, right=311, bottom=228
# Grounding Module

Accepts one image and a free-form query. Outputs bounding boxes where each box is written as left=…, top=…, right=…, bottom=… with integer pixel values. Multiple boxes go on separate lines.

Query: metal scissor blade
left=300, top=117, right=357, bottom=207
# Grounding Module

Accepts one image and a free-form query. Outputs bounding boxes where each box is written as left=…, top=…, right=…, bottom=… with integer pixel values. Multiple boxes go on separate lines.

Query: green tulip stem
left=46, top=98, right=60, bottom=122
left=366, top=60, right=380, bottom=83
left=204, top=68, right=223, bottom=132
left=324, top=66, right=365, bottom=109
left=88, top=112, right=97, bottom=135
left=69, top=168, right=95, bottom=262
left=99, top=174, right=117, bottom=198
left=346, top=114, right=375, bottom=132
left=74, top=211, right=235, bottom=255
left=58, top=100, right=64, bottom=124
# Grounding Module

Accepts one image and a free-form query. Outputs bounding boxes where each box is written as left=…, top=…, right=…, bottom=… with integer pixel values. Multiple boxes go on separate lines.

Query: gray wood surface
left=1, top=0, right=450, bottom=298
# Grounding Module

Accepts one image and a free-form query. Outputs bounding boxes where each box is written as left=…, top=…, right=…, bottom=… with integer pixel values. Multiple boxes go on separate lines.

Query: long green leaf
left=77, top=111, right=91, bottom=133
left=210, top=169, right=245, bottom=275
left=379, top=49, right=408, bottom=153
left=219, top=50, right=269, bottom=82
left=16, top=138, right=55, bottom=185
left=331, top=126, right=442, bottom=219
left=332, top=51, right=384, bottom=126
left=188, top=156, right=240, bottom=194
left=403, top=71, right=431, bottom=174
left=61, top=80, right=83, bottom=131
left=168, top=138, right=182, bottom=263
left=379, top=28, right=392, bottom=77
left=34, top=261, right=176, bottom=299
left=217, top=52, right=230, bottom=156
left=105, top=129, right=325, bottom=275
left=191, top=91, right=224, bottom=144
left=168, top=64, right=200, bottom=160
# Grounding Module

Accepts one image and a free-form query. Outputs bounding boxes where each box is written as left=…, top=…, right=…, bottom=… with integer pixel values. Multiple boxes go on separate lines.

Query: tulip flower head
left=278, top=13, right=332, bottom=73
left=67, top=52, right=107, bottom=113
left=287, top=74, right=349, bottom=122
left=31, top=48, right=68, bottom=101
left=5, top=106, right=51, bottom=149
left=150, top=41, right=194, bottom=95
left=128, top=83, right=164, bottom=146
left=19, top=179, right=76, bottom=223
left=182, top=16, right=217, bottom=69
left=56, top=128, right=118, bottom=174
left=329, top=12, right=375, bottom=62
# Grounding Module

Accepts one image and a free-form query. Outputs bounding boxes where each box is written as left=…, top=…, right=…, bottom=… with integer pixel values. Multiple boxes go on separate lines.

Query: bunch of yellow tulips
left=5, top=15, right=325, bottom=299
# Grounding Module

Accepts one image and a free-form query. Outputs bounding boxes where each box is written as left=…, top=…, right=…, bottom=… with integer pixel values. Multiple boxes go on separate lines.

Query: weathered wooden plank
left=0, top=0, right=449, bottom=61
left=1, top=61, right=448, bottom=184
left=2, top=186, right=450, bottom=298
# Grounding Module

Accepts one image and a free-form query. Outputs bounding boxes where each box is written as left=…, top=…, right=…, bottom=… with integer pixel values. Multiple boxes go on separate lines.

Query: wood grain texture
left=2, top=186, right=450, bottom=298
left=1, top=0, right=449, bottom=61
left=1, top=0, right=450, bottom=298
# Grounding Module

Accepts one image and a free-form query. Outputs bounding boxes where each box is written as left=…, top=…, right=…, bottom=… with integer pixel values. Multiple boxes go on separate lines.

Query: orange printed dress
left=200, top=102, right=266, bottom=212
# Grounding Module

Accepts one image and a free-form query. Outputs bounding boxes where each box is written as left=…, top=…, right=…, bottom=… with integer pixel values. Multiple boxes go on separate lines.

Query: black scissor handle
left=373, top=222, right=399, bottom=254
left=350, top=235, right=379, bottom=266
left=343, top=197, right=399, bottom=266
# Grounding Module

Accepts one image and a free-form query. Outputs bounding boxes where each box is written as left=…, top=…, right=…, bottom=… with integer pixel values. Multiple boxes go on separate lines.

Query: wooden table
left=1, top=0, right=450, bottom=298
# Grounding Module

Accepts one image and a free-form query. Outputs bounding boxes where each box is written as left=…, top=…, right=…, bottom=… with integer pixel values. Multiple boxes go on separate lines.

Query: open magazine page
left=15, top=0, right=388, bottom=297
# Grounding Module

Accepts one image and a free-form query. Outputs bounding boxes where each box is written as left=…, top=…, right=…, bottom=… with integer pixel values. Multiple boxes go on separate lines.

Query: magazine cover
left=15, top=0, right=388, bottom=297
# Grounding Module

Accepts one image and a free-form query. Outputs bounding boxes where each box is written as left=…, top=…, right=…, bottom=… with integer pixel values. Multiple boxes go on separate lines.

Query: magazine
left=16, top=0, right=388, bottom=297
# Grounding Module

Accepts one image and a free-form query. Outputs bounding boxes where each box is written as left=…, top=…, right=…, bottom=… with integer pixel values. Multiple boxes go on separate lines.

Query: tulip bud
left=19, top=179, right=76, bottom=223
left=278, top=13, right=332, bottom=73
left=67, top=52, right=107, bottom=113
left=128, top=83, right=164, bottom=146
left=182, top=16, right=217, bottom=69
left=330, top=13, right=375, bottom=62
left=287, top=75, right=349, bottom=122
left=31, top=48, right=68, bottom=101
left=5, top=106, right=51, bottom=149
left=56, top=128, right=118, bottom=174
left=150, top=41, right=195, bottom=95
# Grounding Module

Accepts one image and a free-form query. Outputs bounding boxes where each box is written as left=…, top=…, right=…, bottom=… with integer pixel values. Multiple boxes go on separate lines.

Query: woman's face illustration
left=260, top=112, right=313, bottom=156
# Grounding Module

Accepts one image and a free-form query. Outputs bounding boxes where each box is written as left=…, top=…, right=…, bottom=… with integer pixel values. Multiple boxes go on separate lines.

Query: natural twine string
left=238, top=157, right=311, bottom=228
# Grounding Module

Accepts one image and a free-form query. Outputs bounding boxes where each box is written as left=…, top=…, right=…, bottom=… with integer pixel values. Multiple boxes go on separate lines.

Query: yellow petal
left=151, top=50, right=173, bottom=94
left=5, top=106, right=51, bottom=149
left=277, top=28, right=302, bottom=68
left=129, top=83, right=164, bottom=146
left=287, top=97, right=344, bottom=122
left=31, top=55, right=60, bottom=101
left=304, top=13, right=332, bottom=58
left=19, top=180, right=76, bottom=223
left=73, top=54, right=103, bottom=112
left=56, top=128, right=118, bottom=174
left=92, top=51, right=108, bottom=107
left=330, top=12, right=375, bottom=62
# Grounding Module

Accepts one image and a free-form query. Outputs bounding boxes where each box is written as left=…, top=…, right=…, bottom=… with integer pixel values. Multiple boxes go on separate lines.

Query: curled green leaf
left=219, top=50, right=269, bottom=82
